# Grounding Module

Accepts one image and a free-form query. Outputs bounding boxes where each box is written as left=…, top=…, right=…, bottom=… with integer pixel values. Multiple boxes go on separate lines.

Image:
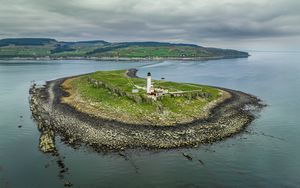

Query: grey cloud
left=0, top=0, right=299, bottom=49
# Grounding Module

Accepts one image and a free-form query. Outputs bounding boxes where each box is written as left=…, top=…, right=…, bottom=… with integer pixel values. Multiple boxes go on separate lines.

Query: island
left=0, top=38, right=249, bottom=60
left=29, top=69, right=264, bottom=152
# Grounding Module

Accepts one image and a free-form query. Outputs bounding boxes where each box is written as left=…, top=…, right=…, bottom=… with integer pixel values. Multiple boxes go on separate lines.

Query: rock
left=39, top=131, right=55, bottom=153
left=198, top=159, right=205, bottom=166
left=118, top=152, right=129, bottom=160
left=182, top=153, right=193, bottom=161
left=57, top=159, right=65, bottom=169
left=64, top=181, right=73, bottom=187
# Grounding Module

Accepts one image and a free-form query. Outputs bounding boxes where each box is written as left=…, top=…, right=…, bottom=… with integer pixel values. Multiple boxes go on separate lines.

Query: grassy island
left=61, top=70, right=229, bottom=126
left=29, top=69, right=263, bottom=150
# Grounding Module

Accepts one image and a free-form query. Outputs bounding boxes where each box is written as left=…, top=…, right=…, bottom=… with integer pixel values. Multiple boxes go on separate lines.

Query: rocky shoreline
left=1, top=54, right=249, bottom=61
left=29, top=69, right=264, bottom=152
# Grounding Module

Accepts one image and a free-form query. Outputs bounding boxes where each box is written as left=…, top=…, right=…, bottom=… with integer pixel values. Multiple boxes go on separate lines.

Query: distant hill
left=0, top=38, right=57, bottom=47
left=0, top=38, right=249, bottom=59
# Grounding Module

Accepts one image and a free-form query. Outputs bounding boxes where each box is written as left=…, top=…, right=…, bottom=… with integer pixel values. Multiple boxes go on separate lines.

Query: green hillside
left=0, top=38, right=249, bottom=59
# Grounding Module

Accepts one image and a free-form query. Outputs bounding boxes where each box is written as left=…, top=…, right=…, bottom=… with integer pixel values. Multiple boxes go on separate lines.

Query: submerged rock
left=64, top=181, right=73, bottom=187
left=198, top=159, right=205, bottom=166
left=182, top=153, right=193, bottom=161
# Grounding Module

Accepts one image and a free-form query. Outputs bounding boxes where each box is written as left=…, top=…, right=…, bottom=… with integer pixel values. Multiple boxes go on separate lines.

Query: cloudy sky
left=0, top=0, right=299, bottom=50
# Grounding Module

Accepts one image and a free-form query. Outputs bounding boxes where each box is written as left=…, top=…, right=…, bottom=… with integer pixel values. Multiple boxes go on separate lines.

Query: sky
left=0, top=0, right=299, bottom=51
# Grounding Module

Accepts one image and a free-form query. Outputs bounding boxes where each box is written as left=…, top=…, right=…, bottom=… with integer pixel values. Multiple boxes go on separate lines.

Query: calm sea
left=0, top=52, right=299, bottom=187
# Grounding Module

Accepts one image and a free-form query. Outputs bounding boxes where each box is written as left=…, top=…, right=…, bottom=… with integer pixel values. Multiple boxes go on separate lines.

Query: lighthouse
left=146, top=72, right=152, bottom=94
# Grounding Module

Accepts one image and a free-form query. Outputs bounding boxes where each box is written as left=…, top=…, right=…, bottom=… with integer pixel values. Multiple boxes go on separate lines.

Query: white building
left=146, top=72, right=152, bottom=94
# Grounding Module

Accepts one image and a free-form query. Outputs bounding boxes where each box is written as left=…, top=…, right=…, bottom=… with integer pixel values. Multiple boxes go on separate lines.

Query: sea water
left=0, top=52, right=300, bottom=187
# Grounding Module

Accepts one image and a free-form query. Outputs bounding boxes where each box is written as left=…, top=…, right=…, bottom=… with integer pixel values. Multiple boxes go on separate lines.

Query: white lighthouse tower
left=146, top=72, right=152, bottom=94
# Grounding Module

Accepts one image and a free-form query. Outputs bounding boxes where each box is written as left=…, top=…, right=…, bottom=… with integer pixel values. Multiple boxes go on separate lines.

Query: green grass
left=0, top=46, right=52, bottom=57
left=67, top=70, right=221, bottom=125
left=95, top=46, right=214, bottom=58
left=50, top=46, right=100, bottom=57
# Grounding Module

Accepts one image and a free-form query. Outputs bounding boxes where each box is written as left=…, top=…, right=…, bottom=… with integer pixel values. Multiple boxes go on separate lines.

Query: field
left=0, top=46, right=51, bottom=57
left=61, top=70, right=227, bottom=126
left=93, top=46, right=214, bottom=58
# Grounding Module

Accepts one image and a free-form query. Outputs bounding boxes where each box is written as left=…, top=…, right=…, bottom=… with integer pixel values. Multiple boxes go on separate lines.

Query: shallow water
left=0, top=52, right=300, bottom=187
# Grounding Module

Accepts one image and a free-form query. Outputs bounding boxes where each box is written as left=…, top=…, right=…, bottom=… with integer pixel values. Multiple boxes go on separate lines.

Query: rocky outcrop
left=39, top=130, right=55, bottom=153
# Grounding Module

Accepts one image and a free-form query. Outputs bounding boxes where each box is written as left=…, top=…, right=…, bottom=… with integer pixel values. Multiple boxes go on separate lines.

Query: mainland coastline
left=29, top=69, right=264, bottom=152
left=0, top=54, right=249, bottom=61
left=0, top=38, right=250, bottom=61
